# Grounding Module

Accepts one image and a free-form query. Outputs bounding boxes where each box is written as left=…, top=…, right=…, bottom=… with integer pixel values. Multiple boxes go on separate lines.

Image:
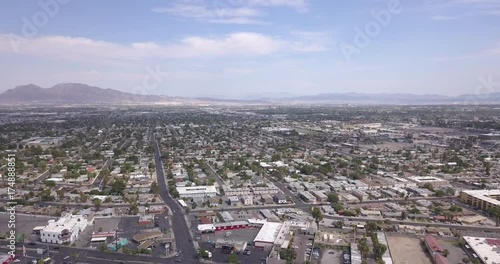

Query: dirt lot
left=387, top=235, right=432, bottom=264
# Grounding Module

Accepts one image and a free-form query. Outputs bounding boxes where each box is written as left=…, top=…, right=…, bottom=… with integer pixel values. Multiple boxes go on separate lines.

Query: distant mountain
left=1, top=83, right=499, bottom=105
left=0, top=83, right=162, bottom=103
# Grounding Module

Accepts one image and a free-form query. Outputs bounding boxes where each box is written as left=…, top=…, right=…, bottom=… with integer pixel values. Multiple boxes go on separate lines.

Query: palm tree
left=311, top=207, right=323, bottom=228
left=488, top=207, right=500, bottom=227
left=92, top=198, right=102, bottom=212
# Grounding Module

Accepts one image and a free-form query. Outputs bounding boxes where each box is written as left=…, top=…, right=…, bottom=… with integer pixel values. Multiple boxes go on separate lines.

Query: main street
left=151, top=131, right=199, bottom=264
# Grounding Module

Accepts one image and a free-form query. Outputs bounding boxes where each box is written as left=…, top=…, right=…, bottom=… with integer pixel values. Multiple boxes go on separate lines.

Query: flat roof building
left=254, top=222, right=283, bottom=248
left=176, top=185, right=217, bottom=199
left=460, top=190, right=500, bottom=211
left=408, top=176, right=448, bottom=188
left=463, top=236, right=500, bottom=264
left=40, top=213, right=88, bottom=244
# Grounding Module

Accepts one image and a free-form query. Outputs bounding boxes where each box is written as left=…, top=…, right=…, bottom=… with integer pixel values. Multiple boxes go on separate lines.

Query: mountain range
left=1, top=83, right=499, bottom=105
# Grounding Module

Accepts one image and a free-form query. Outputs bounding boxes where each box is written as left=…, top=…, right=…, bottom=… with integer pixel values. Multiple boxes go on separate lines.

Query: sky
left=0, top=0, right=499, bottom=98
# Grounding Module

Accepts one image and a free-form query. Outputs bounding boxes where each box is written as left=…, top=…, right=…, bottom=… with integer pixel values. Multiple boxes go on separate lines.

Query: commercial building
left=176, top=185, right=217, bottom=199
left=40, top=213, right=88, bottom=244
left=254, top=222, right=283, bottom=248
left=242, top=195, right=253, bottom=205
left=463, top=236, right=500, bottom=264
left=132, top=231, right=163, bottom=243
left=274, top=194, right=287, bottom=204
left=460, top=190, right=500, bottom=211
left=408, top=176, right=448, bottom=188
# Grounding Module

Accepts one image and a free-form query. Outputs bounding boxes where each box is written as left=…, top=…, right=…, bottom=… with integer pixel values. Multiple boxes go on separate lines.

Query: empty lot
left=387, top=235, right=432, bottom=264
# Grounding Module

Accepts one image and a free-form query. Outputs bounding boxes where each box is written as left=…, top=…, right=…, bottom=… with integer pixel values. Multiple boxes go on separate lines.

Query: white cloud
left=153, top=0, right=308, bottom=24
left=0, top=32, right=326, bottom=65
left=290, top=31, right=332, bottom=52
left=247, top=0, right=308, bottom=12
left=430, top=15, right=459, bottom=20
left=152, top=4, right=264, bottom=24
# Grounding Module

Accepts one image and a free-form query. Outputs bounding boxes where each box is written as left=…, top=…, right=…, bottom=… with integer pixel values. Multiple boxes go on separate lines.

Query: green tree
left=423, top=183, right=434, bottom=192
left=92, top=198, right=102, bottom=211
left=401, top=211, right=408, bottom=220
left=44, top=180, right=56, bottom=187
left=327, top=192, right=339, bottom=204
left=227, top=254, right=241, bottom=264
left=200, top=249, right=210, bottom=259
left=111, top=178, right=127, bottom=194
left=150, top=182, right=160, bottom=194
left=312, top=207, right=323, bottom=227
left=488, top=207, right=500, bottom=227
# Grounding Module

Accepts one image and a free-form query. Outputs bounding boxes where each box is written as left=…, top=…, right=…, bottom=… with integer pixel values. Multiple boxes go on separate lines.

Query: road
left=0, top=242, right=170, bottom=264
left=151, top=131, right=199, bottom=264
left=92, top=159, right=113, bottom=187
left=322, top=215, right=500, bottom=232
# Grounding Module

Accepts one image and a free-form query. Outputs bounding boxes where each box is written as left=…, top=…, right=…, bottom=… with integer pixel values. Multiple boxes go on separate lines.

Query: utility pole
left=115, top=227, right=119, bottom=251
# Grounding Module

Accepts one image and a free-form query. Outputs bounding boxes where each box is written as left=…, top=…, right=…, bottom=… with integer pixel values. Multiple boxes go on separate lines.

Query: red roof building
left=200, top=216, right=212, bottom=225
left=424, top=235, right=444, bottom=255
left=434, top=254, right=450, bottom=264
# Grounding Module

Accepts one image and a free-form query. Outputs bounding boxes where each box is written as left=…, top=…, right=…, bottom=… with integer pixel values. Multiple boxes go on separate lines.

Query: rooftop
left=253, top=222, right=283, bottom=244
left=464, top=236, right=500, bottom=264
left=176, top=185, right=217, bottom=194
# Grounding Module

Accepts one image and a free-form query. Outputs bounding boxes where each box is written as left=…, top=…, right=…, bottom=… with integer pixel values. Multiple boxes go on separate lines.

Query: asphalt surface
left=323, top=214, right=500, bottom=232
left=151, top=132, right=199, bottom=264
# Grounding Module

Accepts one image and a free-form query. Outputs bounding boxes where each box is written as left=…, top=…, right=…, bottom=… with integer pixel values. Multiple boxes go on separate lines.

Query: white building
left=253, top=222, right=283, bottom=248
left=176, top=186, right=217, bottom=199
left=463, top=236, right=500, bottom=264
left=242, top=196, right=253, bottom=205
left=40, top=213, right=88, bottom=244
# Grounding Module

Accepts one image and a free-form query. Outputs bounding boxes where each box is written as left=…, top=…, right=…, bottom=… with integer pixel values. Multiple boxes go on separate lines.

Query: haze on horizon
left=0, top=0, right=499, bottom=98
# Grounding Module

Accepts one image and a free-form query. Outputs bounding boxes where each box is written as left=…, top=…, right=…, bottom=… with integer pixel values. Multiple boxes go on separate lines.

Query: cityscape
left=0, top=104, right=499, bottom=264
left=1, top=0, right=500, bottom=264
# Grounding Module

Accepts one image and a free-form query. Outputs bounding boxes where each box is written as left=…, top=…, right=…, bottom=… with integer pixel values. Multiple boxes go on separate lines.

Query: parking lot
left=438, top=239, right=467, bottom=264
left=197, top=227, right=269, bottom=264
left=320, top=249, right=341, bottom=264
left=0, top=213, right=55, bottom=242
left=199, top=227, right=260, bottom=244
left=292, top=234, right=314, bottom=264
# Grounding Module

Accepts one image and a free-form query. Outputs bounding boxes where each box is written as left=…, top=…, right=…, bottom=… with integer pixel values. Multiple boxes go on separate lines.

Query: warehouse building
left=253, top=222, right=283, bottom=248
left=176, top=186, right=217, bottom=199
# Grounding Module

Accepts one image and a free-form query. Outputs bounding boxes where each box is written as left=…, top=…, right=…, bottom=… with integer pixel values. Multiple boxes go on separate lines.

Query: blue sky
left=0, top=0, right=499, bottom=98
